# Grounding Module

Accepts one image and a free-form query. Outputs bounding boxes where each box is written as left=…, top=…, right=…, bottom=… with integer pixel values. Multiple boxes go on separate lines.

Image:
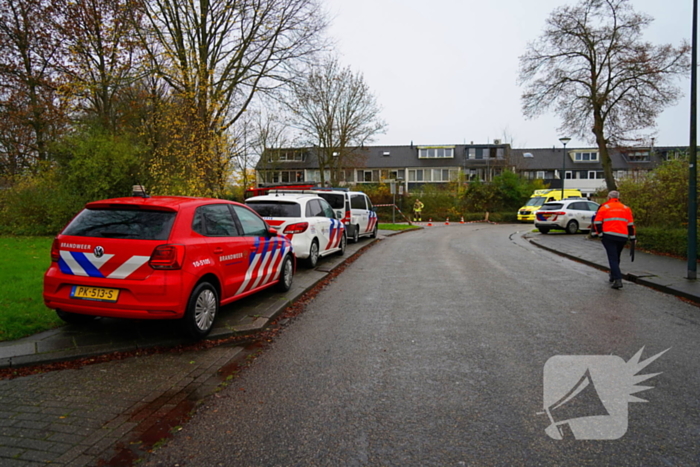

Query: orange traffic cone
left=445, top=217, right=450, bottom=225
left=427, top=218, right=432, bottom=226
left=460, top=216, right=465, bottom=224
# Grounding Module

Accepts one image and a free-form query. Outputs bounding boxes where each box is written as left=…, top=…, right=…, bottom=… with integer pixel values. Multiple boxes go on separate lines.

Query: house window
left=536, top=171, right=545, bottom=179
left=340, top=169, right=354, bottom=183
left=627, top=151, right=650, bottom=162
left=357, top=170, right=379, bottom=182
left=467, top=148, right=476, bottom=160
left=276, top=151, right=305, bottom=162
left=418, top=147, right=454, bottom=158
left=588, top=171, right=597, bottom=179
left=573, top=151, right=599, bottom=162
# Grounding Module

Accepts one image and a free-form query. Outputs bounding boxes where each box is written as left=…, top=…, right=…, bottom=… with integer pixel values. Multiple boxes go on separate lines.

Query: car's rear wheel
left=566, top=220, right=579, bottom=235
left=370, top=224, right=378, bottom=239
left=352, top=226, right=359, bottom=243
left=183, top=282, right=218, bottom=339
left=304, top=239, right=319, bottom=268
left=538, top=228, right=550, bottom=234
left=56, top=310, right=96, bottom=324
left=277, top=254, right=294, bottom=292
left=338, top=233, right=347, bottom=256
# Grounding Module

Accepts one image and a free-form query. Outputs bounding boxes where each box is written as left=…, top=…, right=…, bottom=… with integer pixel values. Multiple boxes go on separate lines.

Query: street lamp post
left=559, top=137, right=571, bottom=198
left=688, top=0, right=698, bottom=280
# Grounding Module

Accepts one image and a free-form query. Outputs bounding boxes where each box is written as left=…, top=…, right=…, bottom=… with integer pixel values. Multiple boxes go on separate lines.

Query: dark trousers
left=602, top=235, right=627, bottom=281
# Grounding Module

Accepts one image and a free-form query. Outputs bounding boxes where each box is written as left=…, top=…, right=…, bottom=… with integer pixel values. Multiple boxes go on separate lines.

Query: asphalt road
left=143, top=224, right=700, bottom=466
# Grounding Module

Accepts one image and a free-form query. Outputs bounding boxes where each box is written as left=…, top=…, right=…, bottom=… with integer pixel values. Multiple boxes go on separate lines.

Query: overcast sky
left=321, top=0, right=695, bottom=150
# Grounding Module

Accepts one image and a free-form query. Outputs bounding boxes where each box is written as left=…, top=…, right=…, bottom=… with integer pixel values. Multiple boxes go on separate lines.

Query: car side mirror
left=268, top=227, right=279, bottom=237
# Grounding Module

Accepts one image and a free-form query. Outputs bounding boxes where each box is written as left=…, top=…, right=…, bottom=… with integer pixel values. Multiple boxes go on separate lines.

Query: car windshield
left=62, top=208, right=175, bottom=240
left=541, top=203, right=564, bottom=211
left=246, top=201, right=301, bottom=218
left=525, top=197, right=546, bottom=207
left=316, top=193, right=345, bottom=209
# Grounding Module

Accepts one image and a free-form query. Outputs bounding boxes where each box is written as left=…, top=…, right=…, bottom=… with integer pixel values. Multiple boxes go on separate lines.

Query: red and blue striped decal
left=236, top=238, right=291, bottom=295
left=326, top=218, right=344, bottom=250
left=366, top=211, right=378, bottom=233
left=58, top=251, right=150, bottom=279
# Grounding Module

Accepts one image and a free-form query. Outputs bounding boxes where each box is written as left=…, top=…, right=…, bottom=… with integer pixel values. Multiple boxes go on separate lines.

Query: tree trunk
left=592, top=110, right=617, bottom=192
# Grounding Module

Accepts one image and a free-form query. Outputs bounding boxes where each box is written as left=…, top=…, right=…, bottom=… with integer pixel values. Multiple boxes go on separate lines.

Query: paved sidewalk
left=525, top=230, right=700, bottom=303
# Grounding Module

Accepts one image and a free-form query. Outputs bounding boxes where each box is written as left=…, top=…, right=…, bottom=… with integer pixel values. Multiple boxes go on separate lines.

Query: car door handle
left=213, top=247, right=224, bottom=254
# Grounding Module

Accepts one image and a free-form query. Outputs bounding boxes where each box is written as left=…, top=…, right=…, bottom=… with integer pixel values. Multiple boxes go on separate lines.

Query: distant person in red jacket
left=593, top=191, right=636, bottom=289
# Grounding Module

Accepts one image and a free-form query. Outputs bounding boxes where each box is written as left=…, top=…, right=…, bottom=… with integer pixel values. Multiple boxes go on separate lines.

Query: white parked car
left=245, top=193, right=346, bottom=268
left=270, top=188, right=377, bottom=243
left=535, top=198, right=600, bottom=234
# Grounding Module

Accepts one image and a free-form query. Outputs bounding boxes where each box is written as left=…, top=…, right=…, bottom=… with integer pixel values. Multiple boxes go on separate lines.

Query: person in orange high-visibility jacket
left=592, top=190, right=636, bottom=289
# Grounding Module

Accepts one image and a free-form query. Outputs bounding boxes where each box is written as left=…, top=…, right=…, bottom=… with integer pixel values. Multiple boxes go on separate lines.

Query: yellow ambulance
left=517, top=188, right=583, bottom=222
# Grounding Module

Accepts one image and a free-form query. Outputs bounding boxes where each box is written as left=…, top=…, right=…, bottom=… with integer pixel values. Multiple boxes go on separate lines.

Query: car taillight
left=343, top=210, right=351, bottom=223
left=283, top=222, right=309, bottom=234
left=149, top=244, right=185, bottom=270
left=50, top=238, right=60, bottom=262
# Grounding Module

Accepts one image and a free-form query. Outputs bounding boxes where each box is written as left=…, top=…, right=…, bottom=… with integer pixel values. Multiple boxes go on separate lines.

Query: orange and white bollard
left=460, top=216, right=465, bottom=224
left=445, top=217, right=450, bottom=225
left=427, top=218, right=432, bottom=226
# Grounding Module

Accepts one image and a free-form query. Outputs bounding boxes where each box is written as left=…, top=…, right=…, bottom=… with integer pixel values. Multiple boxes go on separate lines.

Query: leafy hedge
left=636, top=227, right=697, bottom=259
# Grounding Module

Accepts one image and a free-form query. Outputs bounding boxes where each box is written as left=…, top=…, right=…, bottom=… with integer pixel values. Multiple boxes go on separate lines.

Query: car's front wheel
left=277, top=254, right=294, bottom=292
left=566, top=220, right=579, bottom=235
left=56, top=310, right=96, bottom=324
left=304, top=239, right=319, bottom=268
left=183, top=282, right=218, bottom=339
left=369, top=224, right=378, bottom=238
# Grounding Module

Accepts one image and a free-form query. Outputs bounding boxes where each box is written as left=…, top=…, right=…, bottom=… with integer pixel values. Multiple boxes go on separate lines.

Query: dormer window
left=573, top=151, right=599, bottom=162
left=418, top=146, right=454, bottom=158
left=626, top=150, right=650, bottom=162
left=273, top=151, right=306, bottom=162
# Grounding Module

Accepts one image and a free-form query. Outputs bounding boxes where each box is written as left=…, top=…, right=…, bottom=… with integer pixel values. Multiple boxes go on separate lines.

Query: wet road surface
left=143, top=224, right=700, bottom=466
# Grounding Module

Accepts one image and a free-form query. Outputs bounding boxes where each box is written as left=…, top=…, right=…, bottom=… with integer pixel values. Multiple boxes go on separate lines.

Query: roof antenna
left=132, top=184, right=149, bottom=198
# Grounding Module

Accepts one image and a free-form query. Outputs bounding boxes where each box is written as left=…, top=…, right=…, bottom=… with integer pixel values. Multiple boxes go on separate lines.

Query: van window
left=525, top=197, right=546, bottom=207
left=351, top=194, right=367, bottom=210
left=317, top=193, right=345, bottom=210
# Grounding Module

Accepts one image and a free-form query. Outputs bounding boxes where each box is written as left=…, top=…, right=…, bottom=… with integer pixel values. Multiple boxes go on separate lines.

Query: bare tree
left=58, top=0, right=145, bottom=132
left=519, top=0, right=690, bottom=191
left=138, top=0, right=328, bottom=194
left=0, top=0, right=67, bottom=179
left=286, top=56, right=386, bottom=186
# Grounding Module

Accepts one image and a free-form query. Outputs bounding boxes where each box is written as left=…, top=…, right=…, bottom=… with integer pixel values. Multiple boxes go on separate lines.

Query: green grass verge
left=377, top=223, right=422, bottom=231
left=0, top=237, right=63, bottom=342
